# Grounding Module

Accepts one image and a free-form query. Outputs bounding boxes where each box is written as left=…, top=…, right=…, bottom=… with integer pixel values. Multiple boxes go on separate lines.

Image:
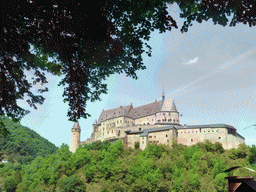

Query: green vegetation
left=0, top=115, right=59, bottom=166
left=1, top=116, right=256, bottom=191
left=1, top=138, right=256, bottom=191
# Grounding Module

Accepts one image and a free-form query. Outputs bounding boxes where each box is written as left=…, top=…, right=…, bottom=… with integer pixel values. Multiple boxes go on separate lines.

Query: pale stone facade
left=70, top=91, right=245, bottom=152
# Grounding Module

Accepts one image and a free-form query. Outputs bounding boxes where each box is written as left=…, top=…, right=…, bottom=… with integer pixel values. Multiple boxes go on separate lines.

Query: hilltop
left=1, top=137, right=256, bottom=191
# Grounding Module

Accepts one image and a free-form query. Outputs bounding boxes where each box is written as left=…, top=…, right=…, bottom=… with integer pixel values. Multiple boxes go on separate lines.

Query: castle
left=70, top=90, right=245, bottom=152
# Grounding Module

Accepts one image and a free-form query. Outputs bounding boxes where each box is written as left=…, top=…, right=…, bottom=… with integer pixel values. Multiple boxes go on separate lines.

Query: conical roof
left=93, top=119, right=98, bottom=125
left=161, top=98, right=177, bottom=112
left=162, top=88, right=165, bottom=101
left=73, top=121, right=81, bottom=129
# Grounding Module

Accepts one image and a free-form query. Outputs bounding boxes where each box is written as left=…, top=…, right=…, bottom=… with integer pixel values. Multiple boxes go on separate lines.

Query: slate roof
left=124, top=124, right=242, bottom=137
left=73, top=121, right=80, bottom=129
left=96, top=98, right=174, bottom=124
left=161, top=98, right=177, bottom=112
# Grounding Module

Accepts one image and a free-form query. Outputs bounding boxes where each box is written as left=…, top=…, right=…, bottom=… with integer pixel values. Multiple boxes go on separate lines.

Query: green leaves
left=59, top=175, right=86, bottom=192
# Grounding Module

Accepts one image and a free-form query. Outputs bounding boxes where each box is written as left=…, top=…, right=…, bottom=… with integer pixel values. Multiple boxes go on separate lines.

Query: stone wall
left=71, top=128, right=81, bottom=153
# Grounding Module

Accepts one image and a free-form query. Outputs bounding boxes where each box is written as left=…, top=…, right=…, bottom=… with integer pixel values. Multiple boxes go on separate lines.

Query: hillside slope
left=0, top=115, right=59, bottom=165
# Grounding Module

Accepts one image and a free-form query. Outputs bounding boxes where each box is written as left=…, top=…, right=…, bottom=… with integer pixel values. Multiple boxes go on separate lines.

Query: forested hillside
left=0, top=115, right=59, bottom=165
left=1, top=138, right=256, bottom=192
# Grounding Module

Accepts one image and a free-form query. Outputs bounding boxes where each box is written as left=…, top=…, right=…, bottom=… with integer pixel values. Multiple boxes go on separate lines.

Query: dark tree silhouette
left=0, top=0, right=255, bottom=133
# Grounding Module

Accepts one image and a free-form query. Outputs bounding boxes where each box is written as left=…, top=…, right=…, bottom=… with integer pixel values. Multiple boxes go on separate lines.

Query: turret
left=93, top=119, right=98, bottom=132
left=70, top=121, right=81, bottom=153
left=156, top=97, right=180, bottom=125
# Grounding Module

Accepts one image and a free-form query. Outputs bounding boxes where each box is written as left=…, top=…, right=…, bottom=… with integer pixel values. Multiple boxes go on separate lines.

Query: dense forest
left=1, top=127, right=256, bottom=191
left=0, top=115, right=59, bottom=166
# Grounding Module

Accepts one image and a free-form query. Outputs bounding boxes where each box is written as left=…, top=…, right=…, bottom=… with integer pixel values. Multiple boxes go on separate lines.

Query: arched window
left=139, top=128, right=141, bottom=131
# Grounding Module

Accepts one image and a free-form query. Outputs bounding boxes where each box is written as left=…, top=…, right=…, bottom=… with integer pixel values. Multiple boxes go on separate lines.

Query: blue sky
left=16, top=3, right=255, bottom=149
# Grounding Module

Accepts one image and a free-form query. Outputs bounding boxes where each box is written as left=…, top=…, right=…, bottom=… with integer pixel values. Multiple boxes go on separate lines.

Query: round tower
left=71, top=121, right=81, bottom=153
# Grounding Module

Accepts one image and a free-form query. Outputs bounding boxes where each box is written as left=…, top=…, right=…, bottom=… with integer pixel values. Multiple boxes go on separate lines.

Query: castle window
left=112, top=130, right=113, bottom=133
left=212, top=130, right=214, bottom=132
left=167, top=139, right=169, bottom=143
left=166, top=134, right=168, bottom=137
left=196, top=131, right=197, bottom=133
left=219, top=137, right=221, bottom=139
left=120, top=120, right=122, bottom=123
left=149, top=136, right=152, bottom=138
left=117, top=121, right=119, bottom=124
left=173, top=119, right=175, bottom=122
left=169, top=113, right=170, bottom=115
left=217, top=130, right=218, bottom=132
left=181, top=132, right=182, bottom=133
left=73, top=133, right=75, bottom=135
left=168, top=119, right=171, bottom=122
left=139, top=128, right=141, bottom=131
left=157, top=141, right=159, bottom=143
left=188, top=131, right=190, bottom=133
left=177, top=120, right=179, bottom=122
left=107, top=131, right=109, bottom=134
left=142, top=141, right=144, bottom=144
left=144, top=123, right=145, bottom=125
left=163, top=113, right=165, bottom=116
left=191, top=139, right=193, bottom=142
left=147, top=123, right=149, bottom=125
left=154, top=136, right=156, bottom=138
left=204, top=131, right=205, bottom=132
left=157, top=120, right=160, bottom=122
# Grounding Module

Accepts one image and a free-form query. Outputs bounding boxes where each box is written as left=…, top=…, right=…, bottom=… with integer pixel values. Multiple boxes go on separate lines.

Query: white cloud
left=182, top=57, right=199, bottom=65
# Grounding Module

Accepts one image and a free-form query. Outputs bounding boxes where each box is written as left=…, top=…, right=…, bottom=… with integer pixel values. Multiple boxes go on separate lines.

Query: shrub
left=134, top=141, right=140, bottom=149
left=3, top=176, right=17, bottom=192
left=59, top=175, right=86, bottom=192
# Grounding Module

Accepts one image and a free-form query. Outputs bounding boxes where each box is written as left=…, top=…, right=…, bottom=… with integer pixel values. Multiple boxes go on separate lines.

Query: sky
left=15, top=3, right=255, bottom=149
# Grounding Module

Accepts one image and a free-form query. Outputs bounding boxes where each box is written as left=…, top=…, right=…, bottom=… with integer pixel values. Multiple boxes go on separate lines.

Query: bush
left=84, top=163, right=96, bottom=183
left=3, top=176, right=17, bottom=192
left=59, top=175, right=86, bottom=192
left=249, top=145, right=256, bottom=164
left=71, top=148, right=92, bottom=169
left=134, top=141, right=140, bottom=149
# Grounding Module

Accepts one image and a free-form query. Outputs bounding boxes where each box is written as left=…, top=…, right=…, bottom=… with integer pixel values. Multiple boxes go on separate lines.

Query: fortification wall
left=176, top=127, right=229, bottom=149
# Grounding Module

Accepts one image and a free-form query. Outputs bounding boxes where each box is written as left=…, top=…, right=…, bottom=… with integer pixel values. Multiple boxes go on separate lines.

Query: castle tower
left=93, top=119, right=98, bottom=132
left=159, top=98, right=180, bottom=124
left=71, top=121, right=81, bottom=153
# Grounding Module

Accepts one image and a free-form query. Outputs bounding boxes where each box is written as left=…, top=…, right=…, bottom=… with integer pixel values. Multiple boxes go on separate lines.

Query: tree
left=1, top=0, right=255, bottom=134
